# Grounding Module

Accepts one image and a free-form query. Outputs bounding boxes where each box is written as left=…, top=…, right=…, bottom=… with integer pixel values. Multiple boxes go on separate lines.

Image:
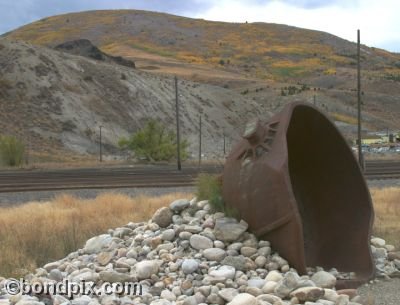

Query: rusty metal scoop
left=222, top=102, right=374, bottom=289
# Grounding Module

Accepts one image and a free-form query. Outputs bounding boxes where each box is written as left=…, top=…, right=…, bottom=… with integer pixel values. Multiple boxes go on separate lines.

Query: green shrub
left=0, top=135, right=25, bottom=167
left=119, top=119, right=189, bottom=162
left=196, top=173, right=239, bottom=218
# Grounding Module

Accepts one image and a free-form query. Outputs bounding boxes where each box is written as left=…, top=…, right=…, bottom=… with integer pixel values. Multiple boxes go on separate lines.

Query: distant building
left=354, top=135, right=384, bottom=145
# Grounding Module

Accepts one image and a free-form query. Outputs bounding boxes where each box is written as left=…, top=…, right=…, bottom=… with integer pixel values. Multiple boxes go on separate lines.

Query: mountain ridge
left=1, top=10, right=400, bottom=160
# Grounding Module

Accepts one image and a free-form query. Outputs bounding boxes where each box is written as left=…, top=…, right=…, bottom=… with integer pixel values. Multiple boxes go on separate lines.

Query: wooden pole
left=223, top=133, right=226, bottom=156
left=99, top=125, right=103, bottom=162
left=175, top=76, right=182, bottom=171
left=357, top=29, right=364, bottom=170
left=198, top=115, right=202, bottom=167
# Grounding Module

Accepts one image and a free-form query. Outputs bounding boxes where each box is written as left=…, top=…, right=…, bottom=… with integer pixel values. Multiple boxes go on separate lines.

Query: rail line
left=0, top=161, right=399, bottom=193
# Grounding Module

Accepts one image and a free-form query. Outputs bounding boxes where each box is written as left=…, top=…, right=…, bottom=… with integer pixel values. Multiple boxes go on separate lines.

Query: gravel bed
left=0, top=186, right=195, bottom=207
left=368, top=179, right=400, bottom=188
left=358, top=278, right=400, bottom=305
left=1, top=178, right=398, bottom=207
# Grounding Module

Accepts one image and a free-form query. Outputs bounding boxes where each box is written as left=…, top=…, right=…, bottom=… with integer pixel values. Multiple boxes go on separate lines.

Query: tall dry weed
left=371, top=187, right=400, bottom=248
left=0, top=192, right=191, bottom=277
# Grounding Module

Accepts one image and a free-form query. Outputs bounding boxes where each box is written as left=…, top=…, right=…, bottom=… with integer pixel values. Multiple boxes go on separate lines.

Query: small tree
left=119, top=120, right=189, bottom=162
left=0, top=135, right=25, bottom=166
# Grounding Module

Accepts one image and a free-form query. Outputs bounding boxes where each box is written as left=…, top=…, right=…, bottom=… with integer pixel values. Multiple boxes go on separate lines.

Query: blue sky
left=0, top=0, right=399, bottom=52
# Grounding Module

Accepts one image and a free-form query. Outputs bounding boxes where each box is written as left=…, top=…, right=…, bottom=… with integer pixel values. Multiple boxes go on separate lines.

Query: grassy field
left=0, top=192, right=191, bottom=278
left=370, top=187, right=400, bottom=248
left=0, top=187, right=398, bottom=278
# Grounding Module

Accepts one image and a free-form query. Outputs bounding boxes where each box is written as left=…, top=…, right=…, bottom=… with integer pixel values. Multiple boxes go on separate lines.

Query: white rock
left=99, top=271, right=131, bottom=283
left=323, top=289, right=339, bottom=302
left=318, top=300, right=335, bottom=305
left=170, top=199, right=190, bottom=212
left=48, top=269, right=63, bottom=282
left=182, top=296, right=197, bottom=305
left=190, top=234, right=213, bottom=250
left=255, top=256, right=267, bottom=268
left=209, top=265, right=236, bottom=280
left=247, top=278, right=265, bottom=289
left=311, top=271, right=337, bottom=288
left=152, top=207, right=173, bottom=228
left=265, top=270, right=283, bottom=282
left=240, top=247, right=257, bottom=257
left=160, top=290, right=177, bottom=301
left=214, top=218, right=248, bottom=242
left=182, top=259, right=199, bottom=274
left=150, top=300, right=171, bottom=305
left=136, top=260, right=159, bottom=280
left=203, top=248, right=226, bottom=262
left=256, top=294, right=282, bottom=304
left=290, top=286, right=325, bottom=302
left=274, top=272, right=300, bottom=298
left=73, top=271, right=99, bottom=282
left=262, top=281, right=278, bottom=293
left=218, top=288, right=239, bottom=302
left=84, top=234, right=112, bottom=254
left=371, top=237, right=386, bottom=248
left=227, top=293, right=257, bottom=305
left=71, top=296, right=92, bottom=305
left=161, top=229, right=175, bottom=241
left=43, top=262, right=61, bottom=272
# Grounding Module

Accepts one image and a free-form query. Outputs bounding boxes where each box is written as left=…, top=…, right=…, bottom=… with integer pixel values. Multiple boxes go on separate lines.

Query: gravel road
left=0, top=179, right=394, bottom=207
left=368, top=179, right=400, bottom=188
left=0, top=186, right=195, bottom=207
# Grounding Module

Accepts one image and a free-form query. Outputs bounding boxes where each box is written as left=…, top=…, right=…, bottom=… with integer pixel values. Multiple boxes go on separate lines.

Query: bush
left=119, top=119, right=189, bottom=162
left=196, top=174, right=239, bottom=218
left=0, top=135, right=25, bottom=167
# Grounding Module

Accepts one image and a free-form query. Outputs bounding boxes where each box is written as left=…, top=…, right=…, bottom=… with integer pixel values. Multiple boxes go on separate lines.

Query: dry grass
left=371, top=187, right=400, bottom=248
left=0, top=186, right=398, bottom=279
left=331, top=112, right=358, bottom=125
left=0, top=192, right=192, bottom=278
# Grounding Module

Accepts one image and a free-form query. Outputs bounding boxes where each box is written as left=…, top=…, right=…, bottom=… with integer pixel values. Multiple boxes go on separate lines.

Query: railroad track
left=363, top=160, right=400, bottom=180
left=0, top=165, right=222, bottom=193
left=0, top=160, right=399, bottom=193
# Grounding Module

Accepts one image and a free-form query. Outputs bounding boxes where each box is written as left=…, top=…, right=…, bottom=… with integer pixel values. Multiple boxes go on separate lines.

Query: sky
left=0, top=0, right=399, bottom=52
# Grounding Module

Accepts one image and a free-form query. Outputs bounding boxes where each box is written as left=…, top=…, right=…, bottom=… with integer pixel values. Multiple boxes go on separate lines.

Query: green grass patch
left=196, top=173, right=239, bottom=218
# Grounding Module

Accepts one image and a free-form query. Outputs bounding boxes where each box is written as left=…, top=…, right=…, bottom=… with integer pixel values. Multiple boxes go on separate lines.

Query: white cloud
left=192, top=0, right=400, bottom=52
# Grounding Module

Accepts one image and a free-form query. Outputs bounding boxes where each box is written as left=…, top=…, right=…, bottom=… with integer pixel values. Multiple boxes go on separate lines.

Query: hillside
left=0, top=38, right=263, bottom=161
left=4, top=10, right=400, bottom=83
left=2, top=10, right=400, bottom=160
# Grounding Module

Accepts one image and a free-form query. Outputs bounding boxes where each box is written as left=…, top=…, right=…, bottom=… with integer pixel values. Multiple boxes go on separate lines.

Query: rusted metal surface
left=222, top=102, right=375, bottom=289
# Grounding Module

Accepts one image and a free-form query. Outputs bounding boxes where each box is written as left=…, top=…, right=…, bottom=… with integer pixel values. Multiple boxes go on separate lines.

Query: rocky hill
left=0, top=38, right=263, bottom=161
left=55, top=39, right=136, bottom=69
left=2, top=10, right=400, bottom=160
left=4, top=10, right=400, bottom=82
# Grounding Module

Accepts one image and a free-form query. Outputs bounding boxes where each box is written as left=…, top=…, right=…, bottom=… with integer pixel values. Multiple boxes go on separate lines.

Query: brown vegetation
left=0, top=192, right=192, bottom=278
left=370, top=187, right=400, bottom=248
left=0, top=186, right=398, bottom=278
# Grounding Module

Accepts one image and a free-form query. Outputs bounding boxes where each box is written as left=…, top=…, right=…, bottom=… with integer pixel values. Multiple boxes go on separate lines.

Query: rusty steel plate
left=222, top=101, right=375, bottom=289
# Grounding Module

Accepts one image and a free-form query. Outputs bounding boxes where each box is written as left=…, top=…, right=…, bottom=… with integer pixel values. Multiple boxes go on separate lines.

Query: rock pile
left=1, top=197, right=400, bottom=305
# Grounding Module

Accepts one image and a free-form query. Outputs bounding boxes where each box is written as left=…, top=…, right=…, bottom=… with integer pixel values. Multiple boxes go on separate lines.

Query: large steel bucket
left=222, top=102, right=374, bottom=288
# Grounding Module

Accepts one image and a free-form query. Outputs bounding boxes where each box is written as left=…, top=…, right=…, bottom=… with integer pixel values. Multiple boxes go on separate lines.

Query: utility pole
left=198, top=115, right=202, bottom=167
left=99, top=125, right=103, bottom=162
left=223, top=133, right=226, bottom=156
left=175, top=76, right=182, bottom=171
left=357, top=29, right=364, bottom=171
